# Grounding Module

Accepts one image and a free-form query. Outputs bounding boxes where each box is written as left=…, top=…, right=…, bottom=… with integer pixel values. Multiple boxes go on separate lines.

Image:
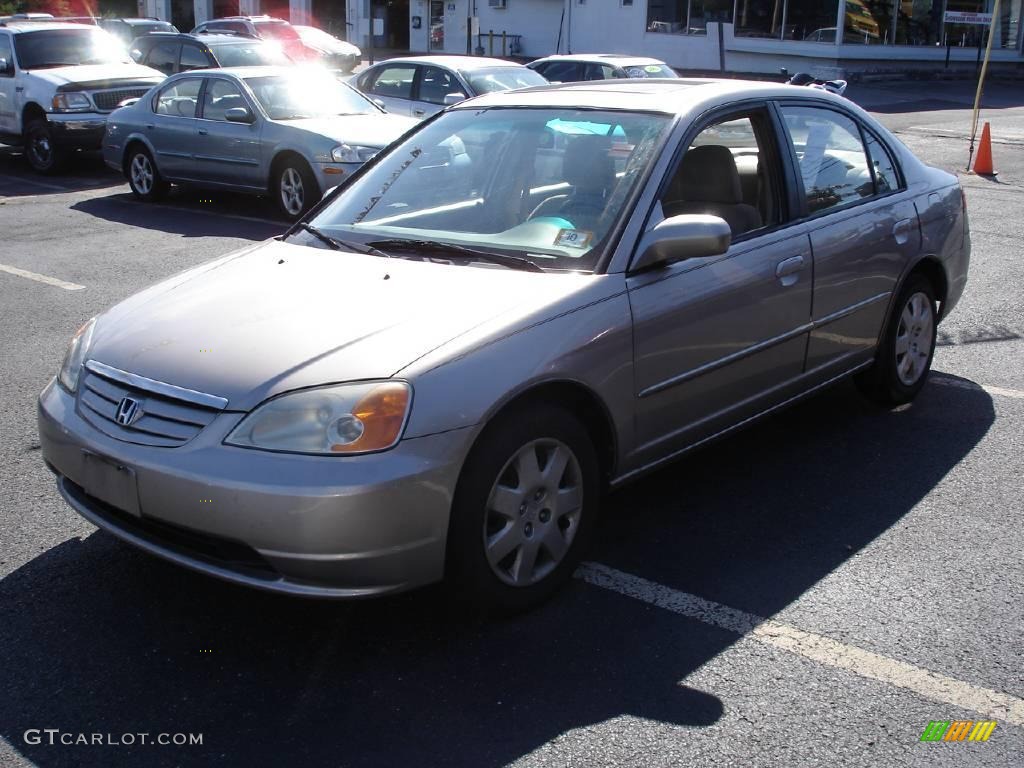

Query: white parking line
left=578, top=563, right=1024, bottom=727
left=0, top=263, right=85, bottom=291
left=932, top=376, right=1024, bottom=400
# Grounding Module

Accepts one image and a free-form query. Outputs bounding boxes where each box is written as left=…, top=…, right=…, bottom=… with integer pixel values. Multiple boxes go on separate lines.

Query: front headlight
left=52, top=92, right=93, bottom=113
left=331, top=144, right=378, bottom=163
left=225, top=381, right=412, bottom=455
left=57, top=318, right=96, bottom=393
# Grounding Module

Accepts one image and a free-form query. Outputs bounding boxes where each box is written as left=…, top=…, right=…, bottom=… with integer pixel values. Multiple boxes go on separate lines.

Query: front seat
left=664, top=145, right=762, bottom=236
left=530, top=134, right=615, bottom=224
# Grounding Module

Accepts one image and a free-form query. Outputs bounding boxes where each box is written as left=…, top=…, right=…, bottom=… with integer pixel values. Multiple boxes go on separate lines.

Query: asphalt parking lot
left=1, top=79, right=1022, bottom=767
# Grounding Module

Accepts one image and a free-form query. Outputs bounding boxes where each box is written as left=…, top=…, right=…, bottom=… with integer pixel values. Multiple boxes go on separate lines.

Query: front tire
left=446, top=403, right=600, bottom=614
left=126, top=146, right=168, bottom=201
left=24, top=119, right=67, bottom=175
left=274, top=159, right=319, bottom=221
left=856, top=272, right=938, bottom=406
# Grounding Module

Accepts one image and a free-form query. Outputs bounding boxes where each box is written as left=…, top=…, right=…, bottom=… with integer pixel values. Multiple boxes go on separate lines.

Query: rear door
left=148, top=77, right=202, bottom=177
left=192, top=76, right=262, bottom=188
left=776, top=103, right=918, bottom=377
left=361, top=63, right=416, bottom=116
left=142, top=41, right=181, bottom=76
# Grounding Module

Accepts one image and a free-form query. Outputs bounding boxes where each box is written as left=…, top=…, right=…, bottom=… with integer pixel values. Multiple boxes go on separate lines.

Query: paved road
left=0, top=81, right=1021, bottom=767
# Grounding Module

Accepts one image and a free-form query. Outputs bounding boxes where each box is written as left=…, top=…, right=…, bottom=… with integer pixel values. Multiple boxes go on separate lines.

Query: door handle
left=145, top=123, right=154, bottom=130
left=413, top=109, right=425, bottom=116
left=775, top=255, right=805, bottom=280
left=198, top=128, right=208, bottom=136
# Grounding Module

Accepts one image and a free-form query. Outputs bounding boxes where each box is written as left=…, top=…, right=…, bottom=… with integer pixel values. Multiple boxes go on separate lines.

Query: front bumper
left=38, top=378, right=473, bottom=597
left=47, top=113, right=108, bottom=150
left=313, top=161, right=362, bottom=196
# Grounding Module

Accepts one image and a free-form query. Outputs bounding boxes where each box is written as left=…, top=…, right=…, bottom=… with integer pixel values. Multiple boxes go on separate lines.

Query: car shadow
left=0, top=375, right=993, bottom=767
left=0, top=150, right=123, bottom=197
left=70, top=192, right=286, bottom=241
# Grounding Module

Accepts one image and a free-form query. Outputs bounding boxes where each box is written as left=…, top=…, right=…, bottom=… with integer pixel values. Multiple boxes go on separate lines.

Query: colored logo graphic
left=920, top=720, right=997, bottom=742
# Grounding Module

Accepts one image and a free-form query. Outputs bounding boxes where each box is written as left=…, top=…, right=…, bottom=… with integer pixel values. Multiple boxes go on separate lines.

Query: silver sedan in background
left=353, top=55, right=548, bottom=119
left=102, top=66, right=418, bottom=218
left=45, top=80, right=969, bottom=612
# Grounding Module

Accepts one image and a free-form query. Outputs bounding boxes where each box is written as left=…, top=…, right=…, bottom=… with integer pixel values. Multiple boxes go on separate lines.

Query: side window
left=0, top=34, right=13, bottom=76
left=779, top=106, right=874, bottom=215
left=584, top=63, right=615, bottom=80
left=225, top=22, right=249, bottom=34
left=541, top=61, right=582, bottom=83
left=417, top=65, right=456, bottom=104
left=660, top=111, right=782, bottom=238
left=201, top=79, right=247, bottom=121
left=368, top=65, right=416, bottom=100
left=179, top=44, right=211, bottom=71
left=145, top=43, right=180, bottom=75
left=864, top=131, right=900, bottom=195
left=153, top=78, right=202, bottom=117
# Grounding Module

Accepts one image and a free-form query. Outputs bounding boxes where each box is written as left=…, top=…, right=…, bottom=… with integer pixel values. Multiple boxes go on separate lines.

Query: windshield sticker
left=644, top=65, right=662, bottom=73
left=555, top=229, right=593, bottom=249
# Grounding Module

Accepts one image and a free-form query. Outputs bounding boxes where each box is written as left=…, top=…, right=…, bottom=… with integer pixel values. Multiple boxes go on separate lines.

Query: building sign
left=943, top=11, right=993, bottom=25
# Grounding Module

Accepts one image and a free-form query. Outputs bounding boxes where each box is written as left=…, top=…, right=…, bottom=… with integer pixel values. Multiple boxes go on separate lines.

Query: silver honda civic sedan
left=41, top=79, right=969, bottom=611
left=102, top=66, right=417, bottom=219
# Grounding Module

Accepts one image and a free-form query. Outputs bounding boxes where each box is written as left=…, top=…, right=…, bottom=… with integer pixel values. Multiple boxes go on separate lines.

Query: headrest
left=563, top=134, right=614, bottom=194
left=674, top=145, right=744, bottom=205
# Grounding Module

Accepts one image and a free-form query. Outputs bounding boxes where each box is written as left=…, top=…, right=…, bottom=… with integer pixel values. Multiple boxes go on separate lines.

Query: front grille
left=90, top=88, right=150, bottom=112
left=61, top=477, right=278, bottom=579
left=77, top=363, right=224, bottom=448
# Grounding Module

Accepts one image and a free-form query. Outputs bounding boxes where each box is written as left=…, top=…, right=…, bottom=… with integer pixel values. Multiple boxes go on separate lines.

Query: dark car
left=128, top=32, right=291, bottom=76
left=99, top=17, right=177, bottom=44
left=190, top=15, right=313, bottom=62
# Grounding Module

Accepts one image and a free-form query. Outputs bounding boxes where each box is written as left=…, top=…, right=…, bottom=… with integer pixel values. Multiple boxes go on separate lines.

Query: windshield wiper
left=366, top=239, right=544, bottom=273
left=292, top=223, right=390, bottom=258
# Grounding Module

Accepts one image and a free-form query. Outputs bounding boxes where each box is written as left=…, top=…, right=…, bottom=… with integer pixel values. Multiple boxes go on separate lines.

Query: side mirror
left=372, top=98, right=386, bottom=109
left=631, top=214, right=731, bottom=272
left=443, top=92, right=466, bottom=106
left=224, top=106, right=255, bottom=124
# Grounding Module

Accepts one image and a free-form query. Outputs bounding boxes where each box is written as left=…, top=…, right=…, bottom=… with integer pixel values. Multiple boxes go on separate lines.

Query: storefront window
left=733, top=1, right=842, bottom=40
left=843, top=1, right=1022, bottom=49
left=648, top=0, right=733, bottom=35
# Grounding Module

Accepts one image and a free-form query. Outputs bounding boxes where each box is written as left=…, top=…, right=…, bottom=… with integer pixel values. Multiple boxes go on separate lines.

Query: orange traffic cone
left=973, top=122, right=995, bottom=175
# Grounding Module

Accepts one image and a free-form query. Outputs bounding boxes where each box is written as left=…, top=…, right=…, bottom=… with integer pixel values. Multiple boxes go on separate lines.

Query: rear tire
left=125, top=145, right=169, bottom=202
left=446, top=403, right=600, bottom=615
left=274, top=159, right=319, bottom=221
left=24, top=119, right=67, bottom=175
left=856, top=272, right=937, bottom=406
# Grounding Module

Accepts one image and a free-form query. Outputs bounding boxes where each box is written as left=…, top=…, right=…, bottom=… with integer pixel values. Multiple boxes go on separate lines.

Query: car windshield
left=254, top=20, right=299, bottom=41
left=464, top=66, right=548, bottom=94
left=211, top=41, right=290, bottom=67
left=624, top=63, right=677, bottom=78
left=131, top=22, right=176, bottom=36
left=246, top=73, right=377, bottom=119
left=14, top=28, right=129, bottom=68
left=295, top=26, right=345, bottom=51
left=302, top=107, right=671, bottom=272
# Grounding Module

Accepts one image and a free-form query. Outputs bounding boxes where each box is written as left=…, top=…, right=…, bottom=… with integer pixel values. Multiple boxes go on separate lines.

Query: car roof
left=178, top=65, right=299, bottom=78
left=115, top=18, right=172, bottom=24
left=1, top=21, right=97, bottom=32
left=371, top=55, right=525, bottom=71
left=533, top=53, right=669, bottom=66
left=137, top=32, right=261, bottom=43
left=453, top=78, right=849, bottom=114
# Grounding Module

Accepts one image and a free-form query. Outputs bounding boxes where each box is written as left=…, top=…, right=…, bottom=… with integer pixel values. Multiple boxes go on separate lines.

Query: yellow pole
left=968, top=0, right=1001, bottom=170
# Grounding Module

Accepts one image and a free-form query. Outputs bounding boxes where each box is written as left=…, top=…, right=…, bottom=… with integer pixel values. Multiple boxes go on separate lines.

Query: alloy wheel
left=280, top=167, right=304, bottom=216
left=895, top=291, right=934, bottom=386
left=29, top=130, right=53, bottom=168
left=483, top=438, right=583, bottom=587
left=130, top=154, right=154, bottom=195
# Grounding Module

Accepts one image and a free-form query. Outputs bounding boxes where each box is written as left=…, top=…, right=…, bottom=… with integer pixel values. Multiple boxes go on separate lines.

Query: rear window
left=210, top=41, right=289, bottom=67
left=464, top=66, right=548, bottom=94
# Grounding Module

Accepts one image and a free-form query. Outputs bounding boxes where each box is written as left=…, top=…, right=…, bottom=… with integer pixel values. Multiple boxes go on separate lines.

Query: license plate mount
left=80, top=450, right=141, bottom=517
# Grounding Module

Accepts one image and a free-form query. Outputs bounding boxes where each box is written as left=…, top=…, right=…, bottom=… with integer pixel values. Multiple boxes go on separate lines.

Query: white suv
left=0, top=21, right=164, bottom=173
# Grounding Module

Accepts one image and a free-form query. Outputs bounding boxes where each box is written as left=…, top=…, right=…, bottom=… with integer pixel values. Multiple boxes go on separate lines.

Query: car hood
left=282, top=113, right=418, bottom=148
left=26, top=63, right=164, bottom=87
left=86, top=240, right=593, bottom=411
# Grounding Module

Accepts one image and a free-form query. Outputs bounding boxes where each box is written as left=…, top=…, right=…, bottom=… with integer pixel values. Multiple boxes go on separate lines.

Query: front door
left=363, top=63, right=416, bottom=116
left=149, top=77, right=203, bottom=178
left=411, top=64, right=458, bottom=119
left=192, top=77, right=262, bottom=189
left=0, top=32, right=18, bottom=135
left=626, top=108, right=813, bottom=467
left=776, top=104, right=918, bottom=376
